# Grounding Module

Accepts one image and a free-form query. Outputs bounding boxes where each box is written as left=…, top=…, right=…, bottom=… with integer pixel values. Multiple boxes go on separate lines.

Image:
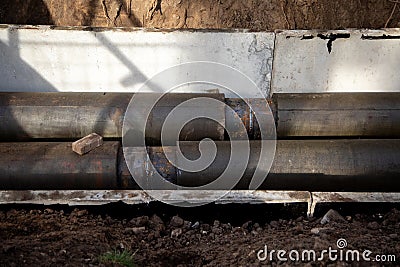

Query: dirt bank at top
left=1, top=0, right=400, bottom=30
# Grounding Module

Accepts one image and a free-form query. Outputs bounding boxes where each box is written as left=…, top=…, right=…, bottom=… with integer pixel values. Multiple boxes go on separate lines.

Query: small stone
left=311, top=228, right=320, bottom=234
left=293, top=225, right=303, bottom=234
left=321, top=209, right=346, bottom=225
left=201, top=224, right=211, bottom=232
left=132, top=226, right=146, bottom=235
left=383, top=208, right=400, bottom=224
left=367, top=221, right=380, bottom=230
left=150, top=214, right=164, bottom=224
left=232, top=227, right=241, bottom=233
left=124, top=226, right=146, bottom=234
left=310, top=227, right=333, bottom=235
left=212, top=227, right=222, bottom=235
left=222, top=223, right=232, bottom=230
left=183, top=220, right=191, bottom=229
left=44, top=208, right=54, bottom=214
left=130, top=216, right=149, bottom=227
left=389, top=233, right=397, bottom=239
left=149, top=215, right=165, bottom=232
left=242, top=221, right=252, bottom=230
left=270, top=220, right=279, bottom=228
left=345, top=216, right=352, bottom=222
left=76, top=210, right=88, bottom=217
left=171, top=228, right=183, bottom=238
left=170, top=216, right=184, bottom=227
left=191, top=221, right=200, bottom=229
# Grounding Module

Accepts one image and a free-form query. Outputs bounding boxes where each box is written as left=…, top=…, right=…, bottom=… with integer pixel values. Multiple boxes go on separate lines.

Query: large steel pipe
left=0, top=92, right=225, bottom=144
left=0, top=141, right=120, bottom=189
left=1, top=140, right=400, bottom=191
left=2, top=92, right=400, bottom=141
left=120, top=140, right=400, bottom=191
left=273, top=93, right=400, bottom=137
left=175, top=140, right=400, bottom=191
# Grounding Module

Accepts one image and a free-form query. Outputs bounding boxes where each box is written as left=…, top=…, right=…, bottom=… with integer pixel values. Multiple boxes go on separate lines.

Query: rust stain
left=6, top=191, right=34, bottom=201
left=326, top=193, right=357, bottom=202
left=288, top=191, right=310, bottom=200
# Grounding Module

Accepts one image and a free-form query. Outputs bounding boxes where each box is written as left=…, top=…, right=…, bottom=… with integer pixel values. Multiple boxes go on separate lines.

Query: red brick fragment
left=72, top=133, right=103, bottom=155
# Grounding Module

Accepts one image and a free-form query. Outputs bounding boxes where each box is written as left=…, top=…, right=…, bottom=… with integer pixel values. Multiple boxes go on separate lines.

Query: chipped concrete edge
left=0, top=190, right=399, bottom=217
left=1, top=24, right=257, bottom=33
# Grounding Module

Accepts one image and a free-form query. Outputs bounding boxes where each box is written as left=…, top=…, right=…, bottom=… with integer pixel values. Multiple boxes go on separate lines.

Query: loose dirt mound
left=1, top=0, right=400, bottom=30
left=0, top=204, right=399, bottom=266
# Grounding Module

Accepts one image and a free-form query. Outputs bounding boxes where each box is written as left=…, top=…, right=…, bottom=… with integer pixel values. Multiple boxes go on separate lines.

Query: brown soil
left=0, top=204, right=399, bottom=266
left=1, top=0, right=400, bottom=30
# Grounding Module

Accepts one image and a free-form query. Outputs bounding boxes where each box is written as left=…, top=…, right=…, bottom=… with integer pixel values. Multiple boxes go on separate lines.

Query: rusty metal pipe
left=0, top=141, right=120, bottom=189
left=1, top=140, right=400, bottom=191
left=0, top=92, right=225, bottom=144
left=273, top=93, right=400, bottom=137
left=118, top=140, right=400, bottom=191
left=175, top=140, right=400, bottom=191
left=2, top=92, right=399, bottom=141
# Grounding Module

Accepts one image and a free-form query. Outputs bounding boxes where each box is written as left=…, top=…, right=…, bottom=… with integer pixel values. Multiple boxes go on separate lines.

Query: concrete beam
left=0, top=25, right=274, bottom=98
left=271, top=29, right=400, bottom=94
left=1, top=190, right=399, bottom=217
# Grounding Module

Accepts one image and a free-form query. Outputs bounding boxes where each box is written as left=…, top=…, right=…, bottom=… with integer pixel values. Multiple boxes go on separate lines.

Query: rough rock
left=320, top=209, right=346, bottom=225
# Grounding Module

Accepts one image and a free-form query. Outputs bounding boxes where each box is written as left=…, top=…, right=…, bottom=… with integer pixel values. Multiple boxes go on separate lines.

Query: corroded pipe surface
left=122, top=140, right=400, bottom=191
left=2, top=92, right=399, bottom=141
left=1, top=140, right=400, bottom=191
left=176, top=140, right=400, bottom=191
left=0, top=141, right=120, bottom=189
left=0, top=92, right=225, bottom=143
left=273, top=93, right=400, bottom=137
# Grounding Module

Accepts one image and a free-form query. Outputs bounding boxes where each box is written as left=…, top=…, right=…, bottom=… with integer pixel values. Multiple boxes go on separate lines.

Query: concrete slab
left=0, top=25, right=274, bottom=98
left=0, top=190, right=311, bottom=206
left=1, top=190, right=399, bottom=217
left=271, top=29, right=400, bottom=95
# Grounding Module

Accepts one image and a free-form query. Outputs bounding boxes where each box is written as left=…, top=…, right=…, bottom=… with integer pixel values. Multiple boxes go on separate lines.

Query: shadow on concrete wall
left=0, top=28, right=57, bottom=92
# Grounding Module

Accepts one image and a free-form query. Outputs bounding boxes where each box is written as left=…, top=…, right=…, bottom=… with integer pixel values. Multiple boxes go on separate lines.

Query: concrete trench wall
left=1, top=26, right=400, bottom=207
left=271, top=29, right=400, bottom=95
left=1, top=25, right=400, bottom=97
